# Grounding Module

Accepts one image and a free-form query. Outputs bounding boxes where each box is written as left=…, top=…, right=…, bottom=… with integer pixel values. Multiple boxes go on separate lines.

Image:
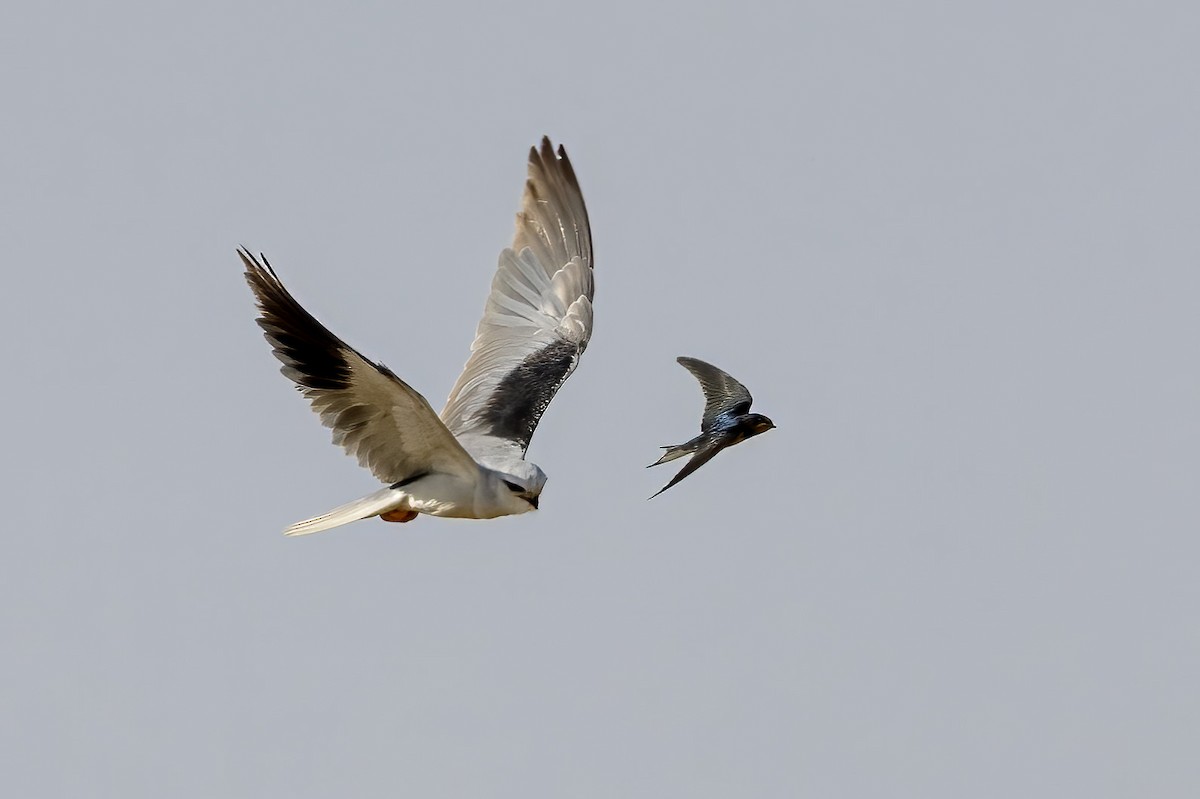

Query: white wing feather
left=440, top=137, right=594, bottom=465
left=242, top=249, right=479, bottom=485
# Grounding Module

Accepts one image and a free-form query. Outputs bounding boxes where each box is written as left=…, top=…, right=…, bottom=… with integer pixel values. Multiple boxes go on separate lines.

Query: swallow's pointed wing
left=649, top=435, right=729, bottom=498
left=439, top=137, right=594, bottom=467
left=676, top=357, right=753, bottom=432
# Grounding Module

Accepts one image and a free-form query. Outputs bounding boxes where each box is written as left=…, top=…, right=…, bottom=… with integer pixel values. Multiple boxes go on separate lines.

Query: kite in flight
left=242, top=137, right=593, bottom=535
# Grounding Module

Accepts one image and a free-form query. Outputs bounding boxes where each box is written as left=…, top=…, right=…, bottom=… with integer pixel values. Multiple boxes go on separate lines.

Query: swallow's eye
left=503, top=480, right=524, bottom=493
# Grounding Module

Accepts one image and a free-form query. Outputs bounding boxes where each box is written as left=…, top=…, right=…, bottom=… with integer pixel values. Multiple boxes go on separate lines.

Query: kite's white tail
left=283, top=487, right=403, bottom=537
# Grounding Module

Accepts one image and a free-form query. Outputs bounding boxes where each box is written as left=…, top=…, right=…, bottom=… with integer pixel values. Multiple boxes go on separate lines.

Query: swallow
left=648, top=357, right=776, bottom=498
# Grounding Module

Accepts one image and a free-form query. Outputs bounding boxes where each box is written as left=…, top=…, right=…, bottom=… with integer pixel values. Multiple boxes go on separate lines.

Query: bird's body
left=648, top=357, right=775, bottom=497
left=274, top=467, right=538, bottom=537
left=242, top=137, right=592, bottom=535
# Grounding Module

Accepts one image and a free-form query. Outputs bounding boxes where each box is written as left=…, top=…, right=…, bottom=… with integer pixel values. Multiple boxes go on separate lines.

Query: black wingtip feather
left=240, top=250, right=356, bottom=392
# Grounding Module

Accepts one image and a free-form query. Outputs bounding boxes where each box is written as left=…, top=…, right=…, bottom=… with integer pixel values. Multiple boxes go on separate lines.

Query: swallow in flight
left=648, top=357, right=775, bottom=498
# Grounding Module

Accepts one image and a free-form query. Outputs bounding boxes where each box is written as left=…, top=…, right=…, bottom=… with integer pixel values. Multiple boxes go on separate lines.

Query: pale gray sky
left=3, top=1, right=1199, bottom=796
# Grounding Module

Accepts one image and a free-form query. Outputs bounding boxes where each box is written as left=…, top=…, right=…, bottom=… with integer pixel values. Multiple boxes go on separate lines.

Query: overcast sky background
left=2, top=2, right=1198, bottom=796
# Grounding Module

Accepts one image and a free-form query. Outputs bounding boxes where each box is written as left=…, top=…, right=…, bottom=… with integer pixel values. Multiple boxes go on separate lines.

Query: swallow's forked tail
left=648, top=441, right=698, bottom=468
